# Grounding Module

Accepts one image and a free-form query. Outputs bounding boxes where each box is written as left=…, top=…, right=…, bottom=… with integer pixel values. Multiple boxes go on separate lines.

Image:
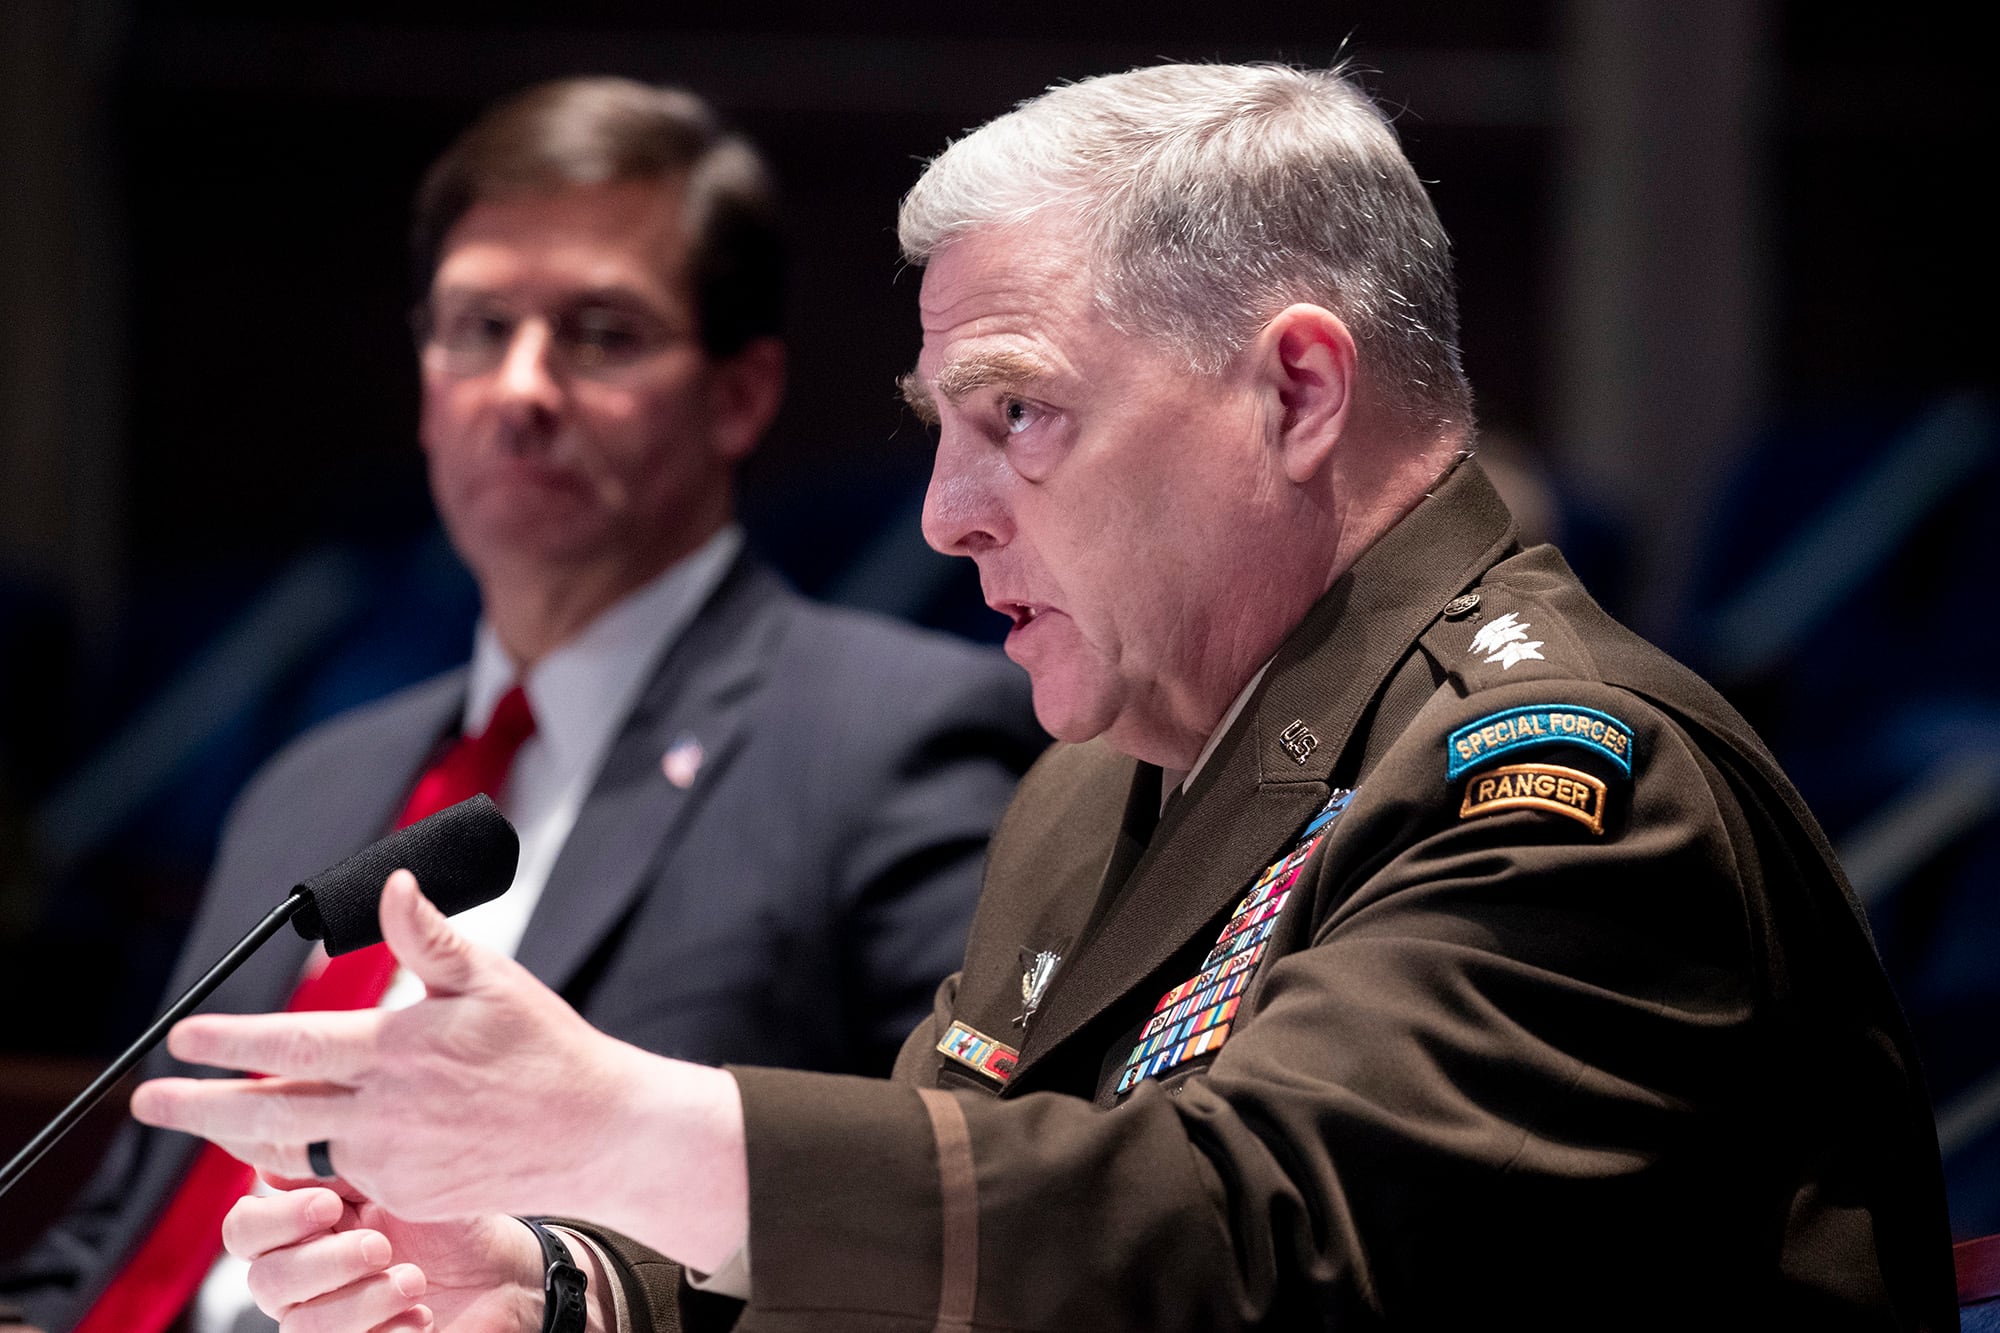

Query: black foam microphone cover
left=291, top=794, right=520, bottom=956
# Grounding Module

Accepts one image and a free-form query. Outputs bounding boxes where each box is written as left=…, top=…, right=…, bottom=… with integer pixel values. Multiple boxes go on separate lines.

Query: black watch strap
left=518, top=1216, right=589, bottom=1333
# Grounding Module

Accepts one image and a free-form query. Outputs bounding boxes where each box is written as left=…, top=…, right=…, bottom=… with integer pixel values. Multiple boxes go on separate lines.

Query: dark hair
left=412, top=77, right=786, bottom=358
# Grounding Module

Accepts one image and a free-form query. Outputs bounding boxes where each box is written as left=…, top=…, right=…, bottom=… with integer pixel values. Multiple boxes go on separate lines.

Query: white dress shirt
left=192, top=526, right=742, bottom=1333
left=1160, top=659, right=1272, bottom=810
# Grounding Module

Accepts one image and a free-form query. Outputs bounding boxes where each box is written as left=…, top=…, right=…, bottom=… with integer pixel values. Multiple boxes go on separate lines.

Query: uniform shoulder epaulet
left=1417, top=578, right=1637, bottom=838
left=1418, top=576, right=1604, bottom=698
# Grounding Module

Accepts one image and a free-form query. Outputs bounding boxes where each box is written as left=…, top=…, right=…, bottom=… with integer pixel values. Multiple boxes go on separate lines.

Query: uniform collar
left=1012, top=459, right=1517, bottom=1081
left=1238, top=455, right=1519, bottom=789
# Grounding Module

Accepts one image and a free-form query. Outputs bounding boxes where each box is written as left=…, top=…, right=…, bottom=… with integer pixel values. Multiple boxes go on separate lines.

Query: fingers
left=131, top=1078, right=353, bottom=1171
left=268, top=1265, right=426, bottom=1333
left=223, top=1189, right=427, bottom=1331
left=246, top=1230, right=405, bottom=1319
left=379, top=869, right=483, bottom=999
left=223, top=1187, right=346, bottom=1261
left=372, top=1311, right=436, bottom=1333
left=162, top=1006, right=380, bottom=1081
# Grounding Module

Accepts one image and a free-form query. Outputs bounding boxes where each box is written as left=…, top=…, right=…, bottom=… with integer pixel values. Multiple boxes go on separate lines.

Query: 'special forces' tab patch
left=1459, top=762, right=1609, bottom=834
left=1446, top=704, right=1635, bottom=781
left=937, top=1020, right=1019, bottom=1086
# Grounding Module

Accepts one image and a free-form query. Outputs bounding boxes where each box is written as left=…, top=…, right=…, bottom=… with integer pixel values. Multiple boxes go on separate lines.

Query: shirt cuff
left=548, top=1224, right=631, bottom=1333
left=685, top=1238, right=753, bottom=1301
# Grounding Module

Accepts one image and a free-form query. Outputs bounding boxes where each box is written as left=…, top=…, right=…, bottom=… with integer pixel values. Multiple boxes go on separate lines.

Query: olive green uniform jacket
left=588, top=461, right=1955, bottom=1330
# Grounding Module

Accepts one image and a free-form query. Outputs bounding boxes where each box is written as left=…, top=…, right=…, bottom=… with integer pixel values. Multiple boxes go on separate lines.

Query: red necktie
left=76, top=685, right=537, bottom=1333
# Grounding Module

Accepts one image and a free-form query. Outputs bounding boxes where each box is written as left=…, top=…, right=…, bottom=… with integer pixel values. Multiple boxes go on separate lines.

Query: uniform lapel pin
left=1017, top=949, right=1061, bottom=1027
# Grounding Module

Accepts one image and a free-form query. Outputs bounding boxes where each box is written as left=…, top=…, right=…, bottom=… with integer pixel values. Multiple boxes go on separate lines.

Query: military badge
left=937, top=1020, right=1020, bottom=1086
left=1458, top=761, right=1609, bottom=834
left=1446, top=703, right=1635, bottom=781
left=1279, top=719, right=1320, bottom=765
left=1017, top=949, right=1061, bottom=1027
left=1468, top=612, right=1545, bottom=670
left=1114, top=788, right=1354, bottom=1096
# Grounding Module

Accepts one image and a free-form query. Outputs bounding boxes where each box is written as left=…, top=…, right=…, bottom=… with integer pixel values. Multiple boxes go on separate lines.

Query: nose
left=921, top=427, right=1011, bottom=557
left=494, top=320, right=563, bottom=418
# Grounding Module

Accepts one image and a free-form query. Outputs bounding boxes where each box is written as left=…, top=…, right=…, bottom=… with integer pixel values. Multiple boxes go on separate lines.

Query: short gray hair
left=899, top=63, right=1473, bottom=437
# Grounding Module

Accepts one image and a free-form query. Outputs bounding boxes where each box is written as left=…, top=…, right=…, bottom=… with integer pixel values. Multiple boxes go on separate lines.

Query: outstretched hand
left=131, top=869, right=749, bottom=1272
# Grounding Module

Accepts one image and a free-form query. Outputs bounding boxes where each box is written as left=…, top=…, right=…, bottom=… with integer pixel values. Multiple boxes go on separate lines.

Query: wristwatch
left=517, top=1216, right=588, bottom=1333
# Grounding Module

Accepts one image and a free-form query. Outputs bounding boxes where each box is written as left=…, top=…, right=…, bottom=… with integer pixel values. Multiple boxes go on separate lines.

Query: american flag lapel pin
left=662, top=734, right=705, bottom=789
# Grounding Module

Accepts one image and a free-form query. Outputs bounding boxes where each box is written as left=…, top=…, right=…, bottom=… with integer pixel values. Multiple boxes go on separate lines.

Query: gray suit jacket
left=1, top=553, right=1043, bottom=1331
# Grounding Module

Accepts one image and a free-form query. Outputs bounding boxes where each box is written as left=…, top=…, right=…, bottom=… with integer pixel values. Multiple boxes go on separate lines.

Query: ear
left=706, top=335, right=787, bottom=462
left=1255, top=305, right=1357, bottom=485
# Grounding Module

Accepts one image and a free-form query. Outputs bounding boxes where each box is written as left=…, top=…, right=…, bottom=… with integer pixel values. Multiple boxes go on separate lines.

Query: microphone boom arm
left=0, top=892, right=308, bottom=1200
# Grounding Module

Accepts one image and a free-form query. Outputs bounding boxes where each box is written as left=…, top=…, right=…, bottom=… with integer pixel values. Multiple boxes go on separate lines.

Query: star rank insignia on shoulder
left=1468, top=611, right=1544, bottom=670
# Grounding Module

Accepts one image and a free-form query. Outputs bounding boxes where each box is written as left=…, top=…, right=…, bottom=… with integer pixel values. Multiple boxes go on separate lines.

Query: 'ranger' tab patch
left=937, top=1021, right=1020, bottom=1087
left=1459, top=762, right=1609, bottom=834
left=1114, top=788, right=1355, bottom=1098
left=1446, top=704, right=1636, bottom=781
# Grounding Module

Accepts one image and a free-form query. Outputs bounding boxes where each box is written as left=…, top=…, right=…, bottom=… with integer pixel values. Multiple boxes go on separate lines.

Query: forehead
left=917, top=222, right=1098, bottom=366
left=431, top=178, right=690, bottom=300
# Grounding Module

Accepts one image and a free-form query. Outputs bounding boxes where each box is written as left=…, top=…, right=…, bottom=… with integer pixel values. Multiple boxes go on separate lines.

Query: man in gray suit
left=0, top=77, right=1040, bottom=1333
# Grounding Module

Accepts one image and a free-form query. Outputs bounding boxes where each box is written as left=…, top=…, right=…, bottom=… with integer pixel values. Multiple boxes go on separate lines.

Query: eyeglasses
left=415, top=299, right=690, bottom=380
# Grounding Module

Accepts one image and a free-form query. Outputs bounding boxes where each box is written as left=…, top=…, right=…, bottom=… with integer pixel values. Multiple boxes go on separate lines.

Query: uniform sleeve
left=691, top=683, right=1773, bottom=1330
left=545, top=1220, right=743, bottom=1333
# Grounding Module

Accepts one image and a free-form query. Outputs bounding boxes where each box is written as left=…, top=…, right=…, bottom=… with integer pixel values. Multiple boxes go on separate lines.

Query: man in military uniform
left=131, top=62, right=1956, bottom=1329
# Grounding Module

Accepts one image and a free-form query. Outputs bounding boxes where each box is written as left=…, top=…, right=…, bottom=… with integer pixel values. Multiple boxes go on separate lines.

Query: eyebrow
left=896, top=372, right=938, bottom=426
left=898, top=349, right=1052, bottom=428
left=429, top=283, right=664, bottom=314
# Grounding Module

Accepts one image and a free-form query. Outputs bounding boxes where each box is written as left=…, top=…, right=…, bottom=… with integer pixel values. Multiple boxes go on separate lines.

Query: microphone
left=293, top=793, right=520, bottom=955
left=0, top=794, right=519, bottom=1200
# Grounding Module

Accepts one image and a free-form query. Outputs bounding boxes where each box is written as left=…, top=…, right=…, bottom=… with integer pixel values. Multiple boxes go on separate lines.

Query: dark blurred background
left=2, top=0, right=1994, bottom=1249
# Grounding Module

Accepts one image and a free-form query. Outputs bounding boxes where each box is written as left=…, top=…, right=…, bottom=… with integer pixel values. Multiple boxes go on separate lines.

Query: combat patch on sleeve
left=1458, top=761, right=1609, bottom=834
left=1446, top=704, right=1636, bottom=781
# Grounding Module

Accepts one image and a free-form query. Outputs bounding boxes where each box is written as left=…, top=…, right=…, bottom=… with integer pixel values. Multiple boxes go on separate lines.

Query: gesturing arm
left=131, top=872, right=750, bottom=1326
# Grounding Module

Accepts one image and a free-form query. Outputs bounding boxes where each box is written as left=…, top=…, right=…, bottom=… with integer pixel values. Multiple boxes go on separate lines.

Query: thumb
left=379, top=868, right=482, bottom=998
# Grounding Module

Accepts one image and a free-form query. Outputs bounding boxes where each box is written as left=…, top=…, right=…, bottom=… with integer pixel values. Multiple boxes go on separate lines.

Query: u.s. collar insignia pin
left=662, top=734, right=704, bottom=789
left=1017, top=949, right=1061, bottom=1027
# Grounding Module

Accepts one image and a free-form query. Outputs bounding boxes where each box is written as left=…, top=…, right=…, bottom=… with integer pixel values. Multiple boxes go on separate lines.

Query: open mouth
left=997, top=601, right=1046, bottom=631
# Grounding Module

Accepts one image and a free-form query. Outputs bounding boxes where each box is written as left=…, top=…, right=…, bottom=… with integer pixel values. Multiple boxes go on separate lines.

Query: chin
left=457, top=521, right=616, bottom=577
left=1027, top=676, right=1119, bottom=747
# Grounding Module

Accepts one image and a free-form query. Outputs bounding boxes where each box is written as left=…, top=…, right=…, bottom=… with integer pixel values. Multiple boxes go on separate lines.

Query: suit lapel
left=162, top=674, right=464, bottom=1067
left=512, top=557, right=779, bottom=992
left=1009, top=461, right=1520, bottom=1085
